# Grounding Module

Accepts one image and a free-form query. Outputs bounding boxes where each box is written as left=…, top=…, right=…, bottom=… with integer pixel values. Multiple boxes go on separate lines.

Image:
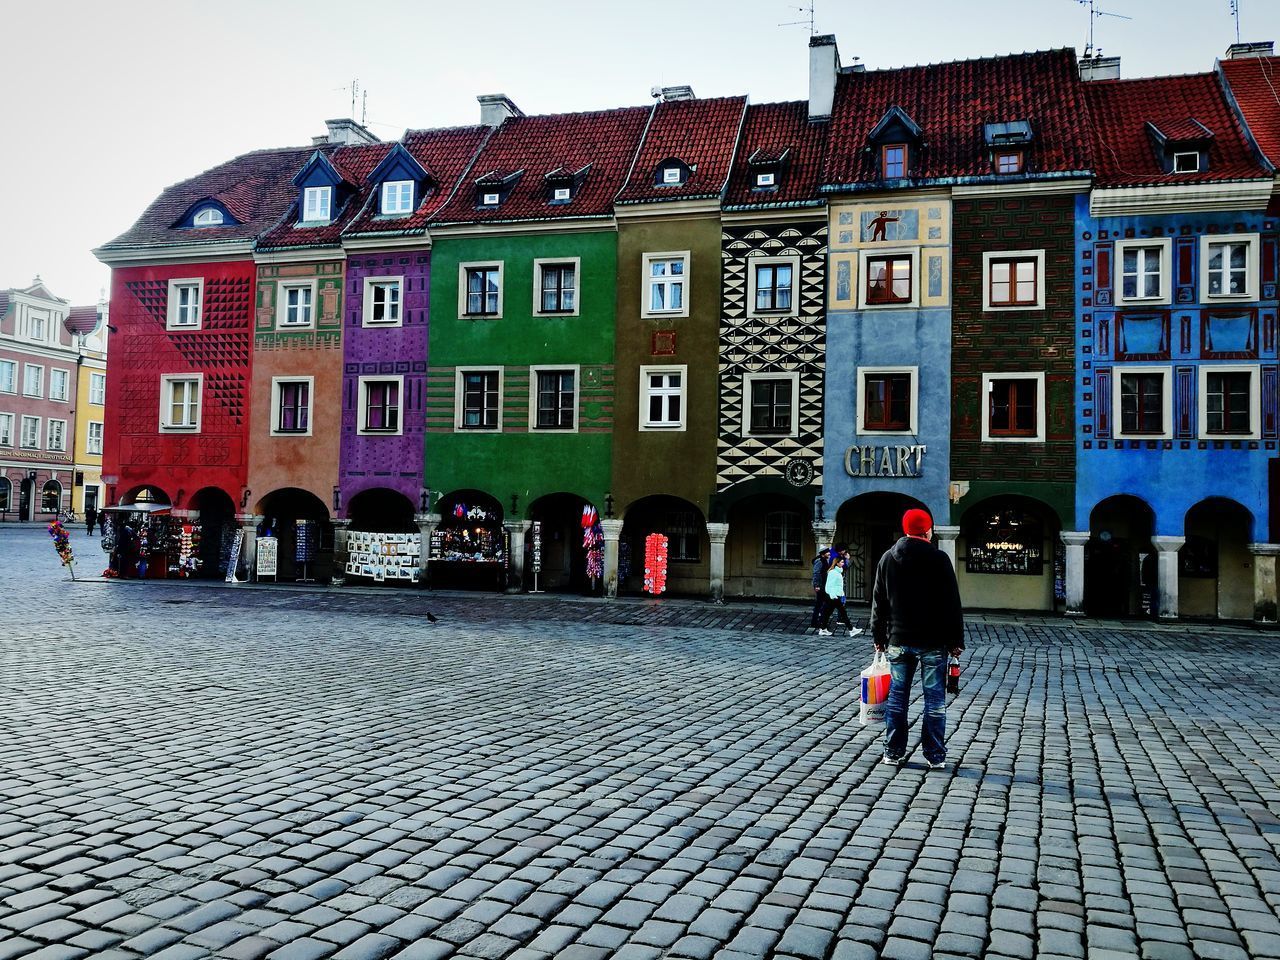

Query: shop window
left=0, top=477, right=10, bottom=512
left=764, top=510, right=803, bottom=564
left=160, top=375, right=202, bottom=432
left=359, top=377, right=401, bottom=434
left=666, top=510, right=700, bottom=562
left=461, top=263, right=502, bottom=317
left=983, top=374, right=1043, bottom=441
left=866, top=255, right=912, bottom=305
left=457, top=369, right=500, bottom=431
left=279, top=282, right=315, bottom=328
left=882, top=143, right=906, bottom=179
left=964, top=505, right=1044, bottom=575
left=273, top=378, right=312, bottom=435
left=41, top=480, right=62, bottom=514
left=533, top=368, right=576, bottom=431
left=20, top=416, right=39, bottom=448
left=746, top=375, right=796, bottom=436
left=430, top=497, right=505, bottom=566
left=1117, top=369, right=1167, bottom=437
left=643, top=253, right=689, bottom=317
left=1200, top=367, right=1257, bottom=438
left=535, top=260, right=577, bottom=315
left=363, top=277, right=402, bottom=326
left=858, top=368, right=915, bottom=434
left=167, top=279, right=203, bottom=329
left=640, top=365, right=685, bottom=430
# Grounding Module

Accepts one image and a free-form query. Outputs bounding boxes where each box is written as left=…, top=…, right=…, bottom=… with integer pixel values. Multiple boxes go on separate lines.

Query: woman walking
left=818, top=552, right=861, bottom=637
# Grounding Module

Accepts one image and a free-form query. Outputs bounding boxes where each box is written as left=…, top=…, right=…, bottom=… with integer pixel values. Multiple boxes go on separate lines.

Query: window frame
left=1200, top=233, right=1259, bottom=302
left=661, top=165, right=684, bottom=185
left=23, top=363, right=43, bottom=398
left=48, top=368, right=70, bottom=402
left=0, top=412, right=13, bottom=446
left=741, top=371, right=801, bottom=438
left=763, top=509, right=804, bottom=565
left=46, top=418, right=67, bottom=452
left=159, top=373, right=203, bottom=433
left=980, top=371, right=1046, bottom=443
left=532, top=257, right=581, bottom=317
left=362, top=276, right=404, bottom=328
left=481, top=191, right=501, bottom=206
left=380, top=180, right=414, bottom=216
left=88, top=372, right=106, bottom=405
left=0, top=359, right=15, bottom=394
left=302, top=185, right=332, bottom=223
left=981, top=249, right=1046, bottom=311
left=881, top=143, right=907, bottom=179
left=1198, top=363, right=1260, bottom=440
left=755, top=171, right=776, bottom=188
left=458, top=261, right=504, bottom=319
left=20, top=415, right=40, bottom=449
left=25, top=309, right=50, bottom=343
left=454, top=367, right=503, bottom=433
left=641, top=251, right=691, bottom=319
left=639, top=364, right=687, bottom=432
left=166, top=278, right=204, bottom=331
left=1114, top=238, right=1172, bottom=306
left=193, top=207, right=224, bottom=227
left=994, top=150, right=1024, bottom=174
left=87, top=421, right=103, bottom=455
left=270, top=376, right=315, bottom=437
left=1112, top=365, right=1172, bottom=440
left=746, top=254, right=801, bottom=318
left=528, top=364, right=579, bottom=433
left=857, top=248, right=919, bottom=309
left=1173, top=151, right=1200, bottom=173
left=277, top=279, right=318, bottom=329
left=856, top=366, right=918, bottom=436
left=357, top=375, right=404, bottom=436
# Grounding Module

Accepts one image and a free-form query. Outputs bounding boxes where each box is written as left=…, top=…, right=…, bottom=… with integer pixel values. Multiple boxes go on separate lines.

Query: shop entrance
left=1180, top=497, right=1253, bottom=620
left=19, top=476, right=33, bottom=521
left=528, top=493, right=594, bottom=593
left=1086, top=495, right=1155, bottom=618
left=835, top=492, right=930, bottom=603
left=724, top=492, right=813, bottom=600
left=432, top=490, right=506, bottom=590
left=190, top=487, right=237, bottom=578
left=0, top=477, right=12, bottom=518
left=620, top=495, right=708, bottom=596
left=255, top=488, right=331, bottom=582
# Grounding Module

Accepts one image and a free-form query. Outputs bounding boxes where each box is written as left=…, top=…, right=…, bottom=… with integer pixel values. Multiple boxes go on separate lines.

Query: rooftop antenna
left=361, top=89, right=368, bottom=126
left=350, top=79, right=359, bottom=118
left=1074, top=0, right=1133, bottom=59
left=1230, top=0, right=1241, bottom=44
left=779, top=0, right=816, bottom=35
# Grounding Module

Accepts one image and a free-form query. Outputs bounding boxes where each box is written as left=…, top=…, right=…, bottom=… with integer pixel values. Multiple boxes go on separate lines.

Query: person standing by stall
left=84, top=505, right=98, bottom=537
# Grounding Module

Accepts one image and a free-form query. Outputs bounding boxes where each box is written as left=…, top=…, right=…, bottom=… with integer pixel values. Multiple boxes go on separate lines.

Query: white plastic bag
left=860, top=651, right=892, bottom=725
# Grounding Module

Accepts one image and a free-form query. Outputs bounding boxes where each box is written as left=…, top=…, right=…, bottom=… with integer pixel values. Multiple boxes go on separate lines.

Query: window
left=1200, top=366, right=1259, bottom=438
left=0, top=413, right=12, bottom=446
left=193, top=207, right=224, bottom=226
left=0, top=477, right=8, bottom=512
left=857, top=367, right=917, bottom=435
left=28, top=312, right=47, bottom=342
left=764, top=510, right=803, bottom=564
left=167, top=279, right=203, bottom=329
left=995, top=151, right=1024, bottom=174
left=982, top=374, right=1045, bottom=442
left=640, top=365, right=686, bottom=430
left=644, top=253, right=689, bottom=316
left=532, top=368, right=576, bottom=431
left=882, top=144, right=906, bottom=179
left=87, top=421, right=103, bottom=455
left=53, top=365, right=73, bottom=400
left=272, top=378, right=312, bottom=435
left=41, top=480, right=61, bottom=514
left=278, top=282, right=315, bottom=328
left=982, top=250, right=1045, bottom=310
left=89, top=372, right=106, bottom=405
left=457, top=369, right=500, bottom=431
left=1121, top=245, right=1164, bottom=302
left=359, top=377, right=402, bottom=434
left=381, top=180, right=414, bottom=215
left=0, top=360, right=14, bottom=393
left=161, top=375, right=202, bottom=431
left=754, top=263, right=794, bottom=312
left=745, top=374, right=797, bottom=436
left=666, top=510, right=700, bottom=562
left=1173, top=151, right=1200, bottom=173
left=552, top=186, right=572, bottom=202
left=47, top=419, right=66, bottom=452
left=303, top=186, right=332, bottom=222
left=755, top=172, right=776, bottom=188
left=23, top=364, right=42, bottom=397
left=535, top=260, right=577, bottom=315
left=965, top=505, right=1044, bottom=575
left=661, top=166, right=683, bottom=185
left=363, top=277, right=402, bottom=326
left=461, top=264, right=502, bottom=317
left=1204, top=236, right=1256, bottom=299
left=481, top=192, right=501, bottom=206
left=866, top=256, right=912, bottom=305
left=1117, top=369, right=1168, bottom=437
left=20, top=416, right=40, bottom=449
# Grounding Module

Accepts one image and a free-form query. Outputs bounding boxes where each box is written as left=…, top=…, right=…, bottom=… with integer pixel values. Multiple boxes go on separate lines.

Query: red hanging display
left=643, top=532, right=668, bottom=595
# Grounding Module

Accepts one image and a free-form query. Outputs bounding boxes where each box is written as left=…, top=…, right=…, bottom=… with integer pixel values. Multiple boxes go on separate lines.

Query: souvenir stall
left=101, top=502, right=175, bottom=579
left=345, top=530, right=420, bottom=584
left=429, top=493, right=506, bottom=589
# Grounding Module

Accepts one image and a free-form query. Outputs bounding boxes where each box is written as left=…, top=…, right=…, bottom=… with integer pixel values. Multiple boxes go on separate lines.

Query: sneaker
left=882, top=755, right=906, bottom=767
left=816, top=628, right=832, bottom=636
left=847, top=627, right=863, bottom=638
left=928, top=760, right=948, bottom=771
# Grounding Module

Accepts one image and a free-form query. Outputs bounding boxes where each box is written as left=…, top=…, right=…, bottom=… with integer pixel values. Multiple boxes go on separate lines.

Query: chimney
left=323, top=118, right=379, bottom=145
left=809, top=34, right=839, bottom=121
left=660, top=85, right=696, bottom=102
left=1079, top=55, right=1121, bottom=81
left=1225, top=41, right=1274, bottom=59
left=478, top=94, right=524, bottom=127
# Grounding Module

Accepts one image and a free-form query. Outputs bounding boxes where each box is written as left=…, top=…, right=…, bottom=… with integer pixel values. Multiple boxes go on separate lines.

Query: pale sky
left=2, top=0, right=1277, bottom=306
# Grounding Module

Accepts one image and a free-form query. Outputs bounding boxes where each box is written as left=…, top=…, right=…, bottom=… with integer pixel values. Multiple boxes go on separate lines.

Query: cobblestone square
left=2, top=524, right=1279, bottom=959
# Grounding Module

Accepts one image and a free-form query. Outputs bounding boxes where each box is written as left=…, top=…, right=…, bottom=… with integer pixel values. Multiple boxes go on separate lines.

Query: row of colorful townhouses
left=92, top=36, right=1280, bottom=622
left=0, top=282, right=108, bottom=523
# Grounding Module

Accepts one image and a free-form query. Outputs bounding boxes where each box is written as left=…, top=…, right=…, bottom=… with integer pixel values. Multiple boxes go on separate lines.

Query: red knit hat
left=902, top=508, right=932, bottom=537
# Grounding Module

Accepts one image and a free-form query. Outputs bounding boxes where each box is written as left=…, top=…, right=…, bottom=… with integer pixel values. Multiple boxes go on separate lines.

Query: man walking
left=870, top=508, right=964, bottom=770
left=809, top=546, right=830, bottom=631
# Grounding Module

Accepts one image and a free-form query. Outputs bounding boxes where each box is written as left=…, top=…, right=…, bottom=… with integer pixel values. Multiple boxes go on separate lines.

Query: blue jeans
left=884, top=645, right=948, bottom=763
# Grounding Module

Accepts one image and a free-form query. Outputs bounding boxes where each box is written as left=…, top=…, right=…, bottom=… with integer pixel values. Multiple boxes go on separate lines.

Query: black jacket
left=870, top=536, right=964, bottom=650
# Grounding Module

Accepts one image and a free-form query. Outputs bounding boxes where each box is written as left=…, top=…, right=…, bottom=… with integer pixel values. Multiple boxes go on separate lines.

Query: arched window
left=0, top=477, right=11, bottom=512
left=964, top=504, right=1044, bottom=575
left=193, top=207, right=225, bottom=227
left=764, top=510, right=803, bottom=564
left=41, top=479, right=62, bottom=513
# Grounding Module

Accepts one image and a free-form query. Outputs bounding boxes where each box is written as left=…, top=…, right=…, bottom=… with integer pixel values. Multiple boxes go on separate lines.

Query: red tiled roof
left=256, top=142, right=394, bottom=249
left=98, top=146, right=317, bottom=252
left=822, top=49, right=1091, bottom=186
left=344, top=125, right=492, bottom=235
left=430, top=108, right=649, bottom=224
left=65, top=305, right=101, bottom=336
left=1220, top=56, right=1280, bottom=165
left=615, top=96, right=747, bottom=204
left=1083, top=72, right=1270, bottom=187
left=724, top=100, right=827, bottom=207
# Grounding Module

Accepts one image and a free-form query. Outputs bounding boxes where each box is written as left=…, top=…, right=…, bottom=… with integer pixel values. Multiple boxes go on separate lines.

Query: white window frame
left=552, top=186, right=572, bottom=201
left=87, top=421, right=104, bottom=455
left=381, top=180, right=414, bottom=216
left=166, top=278, right=204, bottom=330
left=357, top=374, right=405, bottom=437
left=1197, top=363, right=1260, bottom=440
left=49, top=368, right=70, bottom=403
left=1200, top=233, right=1259, bottom=302
left=47, top=418, right=67, bottom=452
left=741, top=371, right=801, bottom=438
left=193, top=207, right=225, bottom=226
left=642, top=251, right=691, bottom=319
left=454, top=367, right=504, bottom=433
left=0, top=413, right=12, bottom=446
left=1112, top=365, right=1172, bottom=441
left=23, top=363, right=43, bottom=398
left=639, top=364, right=687, bottom=431
left=528, top=364, right=580, bottom=433
left=661, top=166, right=683, bottom=185
left=362, top=276, right=404, bottom=328
left=160, top=374, right=203, bottom=433
left=89, top=372, right=106, bottom=405
left=25, top=309, right=50, bottom=344
left=1173, top=151, right=1200, bottom=173
left=303, top=185, right=332, bottom=223
left=980, top=371, right=1046, bottom=443
left=0, top=359, right=15, bottom=394
left=1115, top=238, right=1172, bottom=306
left=481, top=192, right=501, bottom=206
left=458, top=262, right=504, bottom=319
left=981, top=249, right=1046, bottom=312
left=857, top=247, right=921, bottom=310
left=756, top=172, right=776, bottom=188
left=277, top=280, right=318, bottom=329
left=532, top=257, right=581, bottom=317
left=270, top=376, right=315, bottom=437
left=20, top=415, right=40, bottom=449
left=856, top=365, right=919, bottom=437
left=746, top=254, right=801, bottom=318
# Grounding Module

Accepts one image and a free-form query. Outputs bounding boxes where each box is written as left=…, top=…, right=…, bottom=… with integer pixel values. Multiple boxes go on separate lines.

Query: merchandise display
left=644, top=532, right=668, bottom=595
left=177, top=524, right=200, bottom=578
left=346, top=531, right=420, bottom=583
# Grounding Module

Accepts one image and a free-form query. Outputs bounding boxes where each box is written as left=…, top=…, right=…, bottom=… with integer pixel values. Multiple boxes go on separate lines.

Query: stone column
left=934, top=525, right=960, bottom=570
left=503, top=520, right=532, bottom=593
left=415, top=513, right=440, bottom=587
left=236, top=514, right=263, bottom=582
left=1060, top=531, right=1091, bottom=617
left=331, top=518, right=351, bottom=586
left=1152, top=536, right=1185, bottom=620
left=601, top=519, right=624, bottom=599
left=1249, top=543, right=1280, bottom=624
left=707, top=522, right=730, bottom=604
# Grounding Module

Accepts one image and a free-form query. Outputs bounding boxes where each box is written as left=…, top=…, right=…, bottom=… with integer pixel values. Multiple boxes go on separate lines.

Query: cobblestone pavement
left=2, top=523, right=1280, bottom=960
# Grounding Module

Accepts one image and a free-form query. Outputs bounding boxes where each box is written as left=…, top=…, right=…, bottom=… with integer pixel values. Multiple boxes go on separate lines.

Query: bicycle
left=58, top=507, right=79, bottom=525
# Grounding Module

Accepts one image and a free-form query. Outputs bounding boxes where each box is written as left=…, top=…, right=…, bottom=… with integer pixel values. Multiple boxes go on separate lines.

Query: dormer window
left=553, top=186, right=572, bottom=201
left=663, top=167, right=682, bottom=184
left=655, top=159, right=691, bottom=187
left=1173, top=151, right=1200, bottom=173
left=193, top=207, right=224, bottom=227
left=995, top=151, right=1024, bottom=175
left=1145, top=119, right=1213, bottom=176
left=882, top=144, right=907, bottom=179
left=482, top=192, right=501, bottom=206
left=756, top=172, right=776, bottom=188
left=303, top=186, right=332, bottom=222
left=381, top=180, right=414, bottom=215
